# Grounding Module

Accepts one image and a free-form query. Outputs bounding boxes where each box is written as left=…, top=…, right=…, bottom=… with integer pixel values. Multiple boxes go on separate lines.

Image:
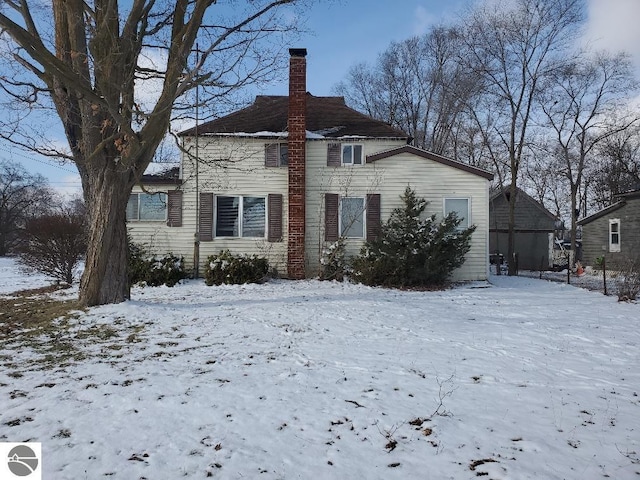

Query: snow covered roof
left=140, top=165, right=181, bottom=185
left=178, top=94, right=409, bottom=140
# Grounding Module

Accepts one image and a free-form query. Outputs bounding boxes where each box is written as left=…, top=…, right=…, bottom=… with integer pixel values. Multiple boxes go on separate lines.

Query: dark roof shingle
left=179, top=94, right=408, bottom=139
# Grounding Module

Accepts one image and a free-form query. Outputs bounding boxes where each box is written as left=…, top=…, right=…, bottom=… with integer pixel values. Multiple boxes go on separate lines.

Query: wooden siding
left=129, top=137, right=289, bottom=273
left=489, top=190, right=556, bottom=270
left=581, top=198, right=640, bottom=267
left=129, top=136, right=491, bottom=281
left=305, top=139, right=490, bottom=281
left=489, top=191, right=556, bottom=231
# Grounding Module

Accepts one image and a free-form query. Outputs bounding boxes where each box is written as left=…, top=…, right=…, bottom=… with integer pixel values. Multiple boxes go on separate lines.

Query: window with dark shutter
left=366, top=194, right=381, bottom=241
left=265, top=143, right=287, bottom=167
left=199, top=192, right=214, bottom=241
left=265, top=144, right=278, bottom=167
left=327, top=143, right=341, bottom=167
left=325, top=193, right=339, bottom=242
left=341, top=197, right=365, bottom=238
left=267, top=194, right=283, bottom=242
left=166, top=190, right=183, bottom=227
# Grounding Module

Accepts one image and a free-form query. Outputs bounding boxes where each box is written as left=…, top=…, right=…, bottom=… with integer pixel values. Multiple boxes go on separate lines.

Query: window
left=215, top=196, right=266, bottom=238
left=265, top=143, right=287, bottom=167
left=127, top=193, right=167, bottom=221
left=609, top=219, right=620, bottom=252
left=340, top=197, right=365, bottom=238
left=278, top=144, right=288, bottom=166
left=444, top=198, right=470, bottom=229
left=342, top=144, right=363, bottom=166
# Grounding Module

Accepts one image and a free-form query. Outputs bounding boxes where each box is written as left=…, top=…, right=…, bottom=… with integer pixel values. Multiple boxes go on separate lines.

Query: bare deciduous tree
left=458, top=0, right=583, bottom=275
left=334, top=26, right=478, bottom=155
left=588, top=125, right=640, bottom=211
left=0, top=159, right=53, bottom=256
left=0, top=0, right=307, bottom=306
left=19, top=212, right=87, bottom=285
left=539, top=51, right=639, bottom=259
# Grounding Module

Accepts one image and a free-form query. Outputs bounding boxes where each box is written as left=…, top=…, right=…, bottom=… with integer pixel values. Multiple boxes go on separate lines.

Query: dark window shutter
left=265, top=144, right=278, bottom=167
left=327, top=143, right=341, bottom=167
left=366, top=194, right=381, bottom=241
left=268, top=193, right=283, bottom=242
left=199, top=192, right=214, bottom=241
left=166, top=190, right=183, bottom=227
left=325, top=193, right=339, bottom=242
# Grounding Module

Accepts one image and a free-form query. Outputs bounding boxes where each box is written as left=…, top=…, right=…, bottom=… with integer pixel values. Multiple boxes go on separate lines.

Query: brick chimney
left=287, top=48, right=307, bottom=279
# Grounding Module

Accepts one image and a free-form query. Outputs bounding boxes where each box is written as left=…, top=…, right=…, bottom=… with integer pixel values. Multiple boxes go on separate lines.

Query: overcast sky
left=2, top=0, right=639, bottom=195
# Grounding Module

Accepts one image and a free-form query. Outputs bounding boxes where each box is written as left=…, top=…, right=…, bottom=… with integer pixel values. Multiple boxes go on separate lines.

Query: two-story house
left=127, top=49, right=494, bottom=281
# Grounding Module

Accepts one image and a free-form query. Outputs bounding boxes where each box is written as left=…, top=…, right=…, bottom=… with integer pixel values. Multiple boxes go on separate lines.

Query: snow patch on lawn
left=1, top=259, right=639, bottom=479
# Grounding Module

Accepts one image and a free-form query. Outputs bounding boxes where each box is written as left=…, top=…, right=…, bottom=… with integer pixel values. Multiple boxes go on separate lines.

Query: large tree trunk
left=79, top=164, right=135, bottom=306
left=2, top=0, right=301, bottom=305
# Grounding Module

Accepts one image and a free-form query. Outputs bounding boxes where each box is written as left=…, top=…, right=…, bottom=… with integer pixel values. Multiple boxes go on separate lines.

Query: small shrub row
left=128, top=242, right=187, bottom=287
left=204, top=250, right=269, bottom=286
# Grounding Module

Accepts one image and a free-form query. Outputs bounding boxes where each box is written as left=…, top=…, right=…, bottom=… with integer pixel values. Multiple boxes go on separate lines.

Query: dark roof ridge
left=178, top=93, right=408, bottom=139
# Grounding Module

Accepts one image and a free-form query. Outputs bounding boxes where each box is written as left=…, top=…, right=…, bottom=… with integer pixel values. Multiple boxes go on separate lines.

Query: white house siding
left=127, top=183, right=190, bottom=257
left=129, top=137, right=490, bottom=281
left=304, top=139, right=406, bottom=273
left=128, top=136, right=290, bottom=273
left=305, top=142, right=490, bottom=281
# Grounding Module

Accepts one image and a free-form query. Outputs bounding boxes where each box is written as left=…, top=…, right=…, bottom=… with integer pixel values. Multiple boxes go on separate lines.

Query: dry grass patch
left=0, top=285, right=92, bottom=372
left=0, top=284, right=82, bottom=340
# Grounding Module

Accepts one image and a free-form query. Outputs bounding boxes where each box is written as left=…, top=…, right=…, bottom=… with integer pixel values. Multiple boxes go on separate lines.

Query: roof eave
left=366, top=145, right=494, bottom=180
left=577, top=201, right=626, bottom=226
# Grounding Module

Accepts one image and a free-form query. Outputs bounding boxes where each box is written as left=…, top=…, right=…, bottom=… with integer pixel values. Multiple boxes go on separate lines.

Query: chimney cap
left=289, top=48, right=307, bottom=57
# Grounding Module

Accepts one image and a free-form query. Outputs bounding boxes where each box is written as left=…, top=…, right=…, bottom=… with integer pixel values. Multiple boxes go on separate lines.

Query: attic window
left=342, top=144, right=363, bottom=166
left=265, top=143, right=288, bottom=167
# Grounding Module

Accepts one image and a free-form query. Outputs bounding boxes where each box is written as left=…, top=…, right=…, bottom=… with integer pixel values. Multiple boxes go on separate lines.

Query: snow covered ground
left=1, top=257, right=639, bottom=479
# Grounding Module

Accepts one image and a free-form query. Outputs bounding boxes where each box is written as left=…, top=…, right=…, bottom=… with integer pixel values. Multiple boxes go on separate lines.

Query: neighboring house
left=489, top=187, right=558, bottom=271
left=578, top=189, right=640, bottom=267
left=127, top=49, right=494, bottom=282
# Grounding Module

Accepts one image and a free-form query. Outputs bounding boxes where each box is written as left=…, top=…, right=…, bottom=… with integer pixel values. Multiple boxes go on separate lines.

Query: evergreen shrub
left=205, top=250, right=269, bottom=286
left=128, top=241, right=187, bottom=287
left=351, top=187, right=475, bottom=288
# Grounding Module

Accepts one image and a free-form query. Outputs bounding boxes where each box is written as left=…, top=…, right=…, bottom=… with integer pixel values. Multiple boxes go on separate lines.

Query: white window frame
left=443, top=197, right=471, bottom=230
left=215, top=195, right=266, bottom=238
left=127, top=192, right=167, bottom=222
left=339, top=196, right=366, bottom=238
left=609, top=218, right=620, bottom=252
left=341, top=144, right=364, bottom=166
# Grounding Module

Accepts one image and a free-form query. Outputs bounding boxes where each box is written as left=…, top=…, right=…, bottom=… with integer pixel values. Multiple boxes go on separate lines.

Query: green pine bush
left=351, top=187, right=475, bottom=288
